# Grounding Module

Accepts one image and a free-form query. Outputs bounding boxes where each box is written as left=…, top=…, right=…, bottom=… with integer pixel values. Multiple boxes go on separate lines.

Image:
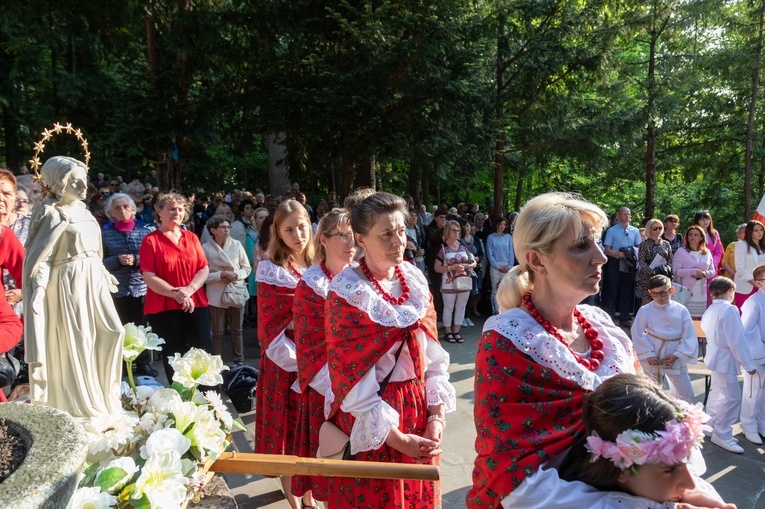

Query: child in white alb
left=631, top=275, right=698, bottom=403
left=739, top=263, right=765, bottom=445
left=701, top=277, right=757, bottom=454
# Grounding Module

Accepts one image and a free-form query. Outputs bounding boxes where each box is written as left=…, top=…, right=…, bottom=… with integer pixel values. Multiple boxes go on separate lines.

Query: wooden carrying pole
left=211, top=452, right=440, bottom=481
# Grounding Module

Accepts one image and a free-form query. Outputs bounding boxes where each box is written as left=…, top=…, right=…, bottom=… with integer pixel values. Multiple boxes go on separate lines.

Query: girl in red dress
left=291, top=208, right=357, bottom=506
left=255, top=200, right=314, bottom=509
left=325, top=192, right=456, bottom=508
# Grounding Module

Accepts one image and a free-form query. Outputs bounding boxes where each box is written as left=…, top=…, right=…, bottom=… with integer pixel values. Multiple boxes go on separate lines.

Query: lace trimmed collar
left=302, top=264, right=330, bottom=299
left=483, top=306, right=635, bottom=391
left=328, top=261, right=430, bottom=328
left=256, top=260, right=299, bottom=289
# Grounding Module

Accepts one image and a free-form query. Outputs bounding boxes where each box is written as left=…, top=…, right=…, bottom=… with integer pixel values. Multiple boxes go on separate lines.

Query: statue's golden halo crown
left=28, top=122, right=91, bottom=194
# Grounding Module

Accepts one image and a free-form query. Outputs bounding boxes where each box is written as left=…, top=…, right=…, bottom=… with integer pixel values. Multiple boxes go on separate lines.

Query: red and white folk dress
left=254, top=260, right=301, bottom=458
left=324, top=262, right=457, bottom=509
left=291, top=264, right=332, bottom=499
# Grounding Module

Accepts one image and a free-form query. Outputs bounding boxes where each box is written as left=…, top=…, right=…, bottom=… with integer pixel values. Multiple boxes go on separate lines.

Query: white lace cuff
left=426, top=375, right=457, bottom=413
left=350, top=401, right=400, bottom=455
left=265, top=328, right=298, bottom=373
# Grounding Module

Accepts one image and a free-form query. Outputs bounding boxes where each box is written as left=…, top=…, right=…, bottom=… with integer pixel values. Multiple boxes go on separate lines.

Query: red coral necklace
left=522, top=291, right=605, bottom=371
left=287, top=262, right=304, bottom=279
left=320, top=260, right=333, bottom=281
left=359, top=257, right=410, bottom=305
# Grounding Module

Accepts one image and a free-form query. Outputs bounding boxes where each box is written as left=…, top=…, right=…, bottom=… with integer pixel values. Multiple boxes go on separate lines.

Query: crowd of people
left=0, top=158, right=757, bottom=507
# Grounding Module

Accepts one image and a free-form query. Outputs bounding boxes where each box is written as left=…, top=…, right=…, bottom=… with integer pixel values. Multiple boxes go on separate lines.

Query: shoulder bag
left=221, top=279, right=249, bottom=308
left=317, top=339, right=407, bottom=460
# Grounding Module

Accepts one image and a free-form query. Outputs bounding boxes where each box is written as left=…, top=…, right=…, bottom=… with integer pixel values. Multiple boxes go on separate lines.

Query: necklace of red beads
left=359, top=257, right=410, bottom=305
left=522, top=291, right=605, bottom=371
left=287, top=262, right=304, bottom=279
left=320, top=261, right=333, bottom=281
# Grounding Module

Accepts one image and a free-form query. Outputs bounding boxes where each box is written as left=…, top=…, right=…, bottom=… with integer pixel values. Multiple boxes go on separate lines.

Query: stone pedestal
left=0, top=403, right=88, bottom=509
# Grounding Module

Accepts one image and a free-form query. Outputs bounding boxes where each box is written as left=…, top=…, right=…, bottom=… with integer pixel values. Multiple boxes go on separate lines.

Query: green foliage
left=0, top=0, right=762, bottom=233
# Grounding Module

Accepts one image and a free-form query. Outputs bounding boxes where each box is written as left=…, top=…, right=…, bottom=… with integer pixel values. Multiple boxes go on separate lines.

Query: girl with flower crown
left=557, top=374, right=732, bottom=509
left=324, top=192, right=456, bottom=508
left=255, top=199, right=314, bottom=509
left=290, top=208, right=356, bottom=508
left=469, top=192, right=731, bottom=509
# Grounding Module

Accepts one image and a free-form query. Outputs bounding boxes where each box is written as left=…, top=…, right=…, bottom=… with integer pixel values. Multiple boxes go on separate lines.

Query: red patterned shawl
left=324, top=264, right=438, bottom=419
left=293, top=278, right=328, bottom=393
left=256, top=261, right=298, bottom=350
left=467, top=329, right=586, bottom=508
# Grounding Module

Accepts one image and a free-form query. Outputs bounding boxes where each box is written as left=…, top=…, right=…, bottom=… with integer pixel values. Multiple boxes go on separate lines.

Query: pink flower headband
left=585, top=402, right=711, bottom=471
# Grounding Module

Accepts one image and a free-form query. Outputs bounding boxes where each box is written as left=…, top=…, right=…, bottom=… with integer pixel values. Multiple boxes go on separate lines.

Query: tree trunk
left=408, top=159, right=423, bottom=206
left=645, top=31, right=658, bottom=220
left=745, top=2, right=764, bottom=218
left=422, top=171, right=431, bottom=208
left=354, top=156, right=376, bottom=189
left=493, top=12, right=506, bottom=216
left=267, top=132, right=289, bottom=195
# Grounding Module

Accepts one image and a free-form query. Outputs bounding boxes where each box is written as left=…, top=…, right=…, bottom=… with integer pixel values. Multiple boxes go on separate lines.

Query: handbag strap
left=377, top=338, right=407, bottom=397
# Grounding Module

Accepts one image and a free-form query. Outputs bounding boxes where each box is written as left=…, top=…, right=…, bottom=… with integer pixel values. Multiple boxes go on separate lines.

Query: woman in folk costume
left=255, top=199, right=314, bottom=509
left=291, top=208, right=356, bottom=507
left=468, top=192, right=728, bottom=509
left=324, top=192, right=456, bottom=508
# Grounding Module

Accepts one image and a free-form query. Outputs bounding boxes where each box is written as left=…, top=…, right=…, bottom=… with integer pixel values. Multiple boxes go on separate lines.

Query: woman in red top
left=0, top=225, right=23, bottom=401
left=255, top=200, right=314, bottom=509
left=291, top=208, right=356, bottom=508
left=139, top=192, right=211, bottom=381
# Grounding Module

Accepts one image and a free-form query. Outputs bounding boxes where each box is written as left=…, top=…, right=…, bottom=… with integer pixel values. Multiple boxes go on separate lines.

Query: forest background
left=2, top=0, right=765, bottom=241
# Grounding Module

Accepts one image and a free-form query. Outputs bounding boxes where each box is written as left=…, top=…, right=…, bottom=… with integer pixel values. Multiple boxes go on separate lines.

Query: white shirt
left=739, top=290, right=765, bottom=365
left=702, top=299, right=756, bottom=374
left=631, top=300, right=698, bottom=372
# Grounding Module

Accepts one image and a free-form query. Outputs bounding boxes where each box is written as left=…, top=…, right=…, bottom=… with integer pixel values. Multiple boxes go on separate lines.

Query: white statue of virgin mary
left=23, top=156, right=124, bottom=418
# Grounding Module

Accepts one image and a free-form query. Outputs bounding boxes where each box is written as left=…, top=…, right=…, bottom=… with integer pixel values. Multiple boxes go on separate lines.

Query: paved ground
left=176, top=316, right=765, bottom=508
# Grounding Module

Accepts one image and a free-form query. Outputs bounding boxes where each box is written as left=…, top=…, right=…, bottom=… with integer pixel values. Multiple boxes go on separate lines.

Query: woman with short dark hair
left=325, top=192, right=455, bottom=508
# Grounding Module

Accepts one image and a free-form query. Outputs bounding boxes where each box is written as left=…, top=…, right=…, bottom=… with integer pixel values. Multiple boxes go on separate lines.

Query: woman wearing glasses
left=662, top=214, right=683, bottom=254
left=636, top=218, right=673, bottom=306
left=733, top=220, right=765, bottom=309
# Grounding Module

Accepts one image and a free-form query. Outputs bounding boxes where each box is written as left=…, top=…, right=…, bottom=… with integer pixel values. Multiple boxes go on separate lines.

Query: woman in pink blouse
left=673, top=225, right=716, bottom=318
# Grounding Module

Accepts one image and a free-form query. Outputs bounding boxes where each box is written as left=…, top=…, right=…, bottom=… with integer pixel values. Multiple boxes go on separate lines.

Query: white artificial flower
left=97, top=456, right=138, bottom=494
left=138, top=411, right=171, bottom=435
left=172, top=402, right=227, bottom=458
left=132, top=450, right=189, bottom=509
left=123, top=323, right=165, bottom=362
left=146, top=388, right=183, bottom=414
left=168, top=348, right=228, bottom=389
left=83, top=412, right=139, bottom=456
left=66, top=486, right=116, bottom=509
left=204, top=391, right=233, bottom=431
left=140, top=428, right=191, bottom=460
left=122, top=383, right=158, bottom=406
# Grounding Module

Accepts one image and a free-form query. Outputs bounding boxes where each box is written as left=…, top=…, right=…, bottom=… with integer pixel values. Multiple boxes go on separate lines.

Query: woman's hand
left=174, top=286, right=194, bottom=303
left=5, top=288, right=21, bottom=306
left=118, top=254, right=134, bottom=266
left=424, top=420, right=444, bottom=446
left=385, top=427, right=441, bottom=463
left=679, top=490, right=736, bottom=509
left=180, top=297, right=195, bottom=313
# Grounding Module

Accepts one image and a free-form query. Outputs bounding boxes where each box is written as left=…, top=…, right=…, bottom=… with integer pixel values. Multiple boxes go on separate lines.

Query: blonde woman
left=255, top=200, right=314, bottom=509
left=635, top=218, right=673, bottom=305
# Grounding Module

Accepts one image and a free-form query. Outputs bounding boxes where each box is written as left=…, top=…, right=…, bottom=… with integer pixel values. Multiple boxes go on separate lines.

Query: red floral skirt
left=327, top=378, right=440, bottom=509
left=254, top=354, right=300, bottom=459
left=291, top=386, right=329, bottom=499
